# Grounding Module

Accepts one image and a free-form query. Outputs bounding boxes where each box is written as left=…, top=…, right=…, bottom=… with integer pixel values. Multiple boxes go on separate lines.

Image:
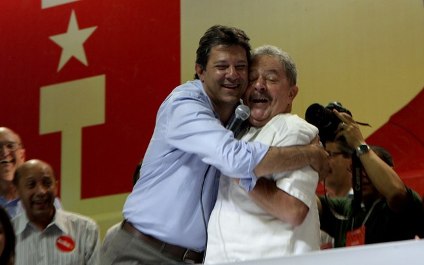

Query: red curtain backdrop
left=367, top=88, right=424, bottom=196
left=0, top=0, right=180, bottom=198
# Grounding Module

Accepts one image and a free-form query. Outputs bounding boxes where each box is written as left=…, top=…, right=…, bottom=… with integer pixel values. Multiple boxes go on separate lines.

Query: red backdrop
left=367, top=88, right=424, bottom=197
left=0, top=0, right=180, bottom=198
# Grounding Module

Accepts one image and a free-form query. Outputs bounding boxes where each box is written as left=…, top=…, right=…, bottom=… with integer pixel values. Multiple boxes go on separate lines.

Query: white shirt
left=205, top=114, right=321, bottom=264
left=13, top=209, right=100, bottom=265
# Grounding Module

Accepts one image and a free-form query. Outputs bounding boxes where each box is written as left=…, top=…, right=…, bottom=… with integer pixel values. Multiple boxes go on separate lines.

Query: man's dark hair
left=0, top=206, right=15, bottom=265
left=194, top=25, right=251, bottom=79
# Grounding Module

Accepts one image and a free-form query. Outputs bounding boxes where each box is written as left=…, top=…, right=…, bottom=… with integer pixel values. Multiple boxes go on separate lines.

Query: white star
left=42, top=0, right=79, bottom=9
left=50, top=10, right=97, bottom=71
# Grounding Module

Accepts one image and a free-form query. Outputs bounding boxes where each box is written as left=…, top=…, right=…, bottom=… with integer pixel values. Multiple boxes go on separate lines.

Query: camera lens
left=305, top=103, right=341, bottom=143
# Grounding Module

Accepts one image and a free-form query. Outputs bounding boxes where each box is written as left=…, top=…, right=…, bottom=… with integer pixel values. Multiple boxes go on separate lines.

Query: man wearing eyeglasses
left=0, top=127, right=61, bottom=218
left=318, top=112, right=424, bottom=247
left=0, top=127, right=26, bottom=217
left=324, top=141, right=353, bottom=198
left=319, top=139, right=354, bottom=249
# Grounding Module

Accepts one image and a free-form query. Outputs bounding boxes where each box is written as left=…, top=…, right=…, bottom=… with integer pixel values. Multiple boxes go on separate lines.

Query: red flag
left=0, top=0, right=181, bottom=199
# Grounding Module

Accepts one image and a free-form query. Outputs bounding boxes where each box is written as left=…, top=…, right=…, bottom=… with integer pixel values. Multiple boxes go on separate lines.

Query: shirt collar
left=14, top=209, right=68, bottom=235
left=0, top=195, right=19, bottom=205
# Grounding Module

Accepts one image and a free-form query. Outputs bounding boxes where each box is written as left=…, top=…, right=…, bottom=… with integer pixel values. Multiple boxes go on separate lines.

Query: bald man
left=0, top=127, right=62, bottom=218
left=12, top=159, right=100, bottom=265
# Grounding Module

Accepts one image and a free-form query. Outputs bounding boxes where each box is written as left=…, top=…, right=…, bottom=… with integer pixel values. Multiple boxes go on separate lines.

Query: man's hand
left=333, top=110, right=366, bottom=149
left=305, top=142, right=330, bottom=180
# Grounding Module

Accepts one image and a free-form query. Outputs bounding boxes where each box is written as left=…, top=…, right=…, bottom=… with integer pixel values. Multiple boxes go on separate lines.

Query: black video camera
left=305, top=102, right=352, bottom=145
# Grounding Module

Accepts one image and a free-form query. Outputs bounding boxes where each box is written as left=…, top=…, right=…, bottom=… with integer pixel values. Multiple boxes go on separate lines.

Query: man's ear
left=53, top=180, right=59, bottom=197
left=289, top=85, right=299, bottom=100
left=348, top=162, right=353, bottom=173
left=195, top=64, right=204, bottom=81
left=20, top=148, right=26, bottom=161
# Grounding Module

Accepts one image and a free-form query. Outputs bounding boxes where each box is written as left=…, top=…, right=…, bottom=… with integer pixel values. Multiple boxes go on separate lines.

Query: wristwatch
left=356, top=144, right=370, bottom=156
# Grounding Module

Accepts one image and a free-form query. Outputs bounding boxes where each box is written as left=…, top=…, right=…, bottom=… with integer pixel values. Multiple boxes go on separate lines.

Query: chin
left=250, top=119, right=266, bottom=128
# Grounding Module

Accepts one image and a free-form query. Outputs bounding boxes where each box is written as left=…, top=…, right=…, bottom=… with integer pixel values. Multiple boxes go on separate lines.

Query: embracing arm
left=254, top=141, right=329, bottom=178
left=249, top=177, right=309, bottom=226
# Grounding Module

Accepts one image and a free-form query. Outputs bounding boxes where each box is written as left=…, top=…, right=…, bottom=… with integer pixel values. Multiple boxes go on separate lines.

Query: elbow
left=388, top=186, right=409, bottom=211
left=274, top=203, right=309, bottom=227
left=290, top=205, right=309, bottom=227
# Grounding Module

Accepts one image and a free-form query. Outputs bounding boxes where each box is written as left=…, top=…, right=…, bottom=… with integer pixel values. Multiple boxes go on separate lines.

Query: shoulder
left=11, top=212, right=29, bottom=235
left=56, top=210, right=99, bottom=229
left=266, top=114, right=318, bottom=139
left=170, top=80, right=205, bottom=100
left=162, top=80, right=211, bottom=113
left=269, top=114, right=316, bottom=129
left=402, top=187, right=424, bottom=210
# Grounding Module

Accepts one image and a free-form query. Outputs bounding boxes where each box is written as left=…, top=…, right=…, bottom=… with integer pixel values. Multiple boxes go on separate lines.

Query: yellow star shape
left=50, top=10, right=97, bottom=71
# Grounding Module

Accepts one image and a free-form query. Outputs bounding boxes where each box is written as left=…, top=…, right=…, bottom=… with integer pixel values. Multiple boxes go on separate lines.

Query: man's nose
left=253, top=76, right=266, bottom=91
left=226, top=66, right=240, bottom=80
left=0, top=145, right=9, bottom=156
left=35, top=183, right=48, bottom=194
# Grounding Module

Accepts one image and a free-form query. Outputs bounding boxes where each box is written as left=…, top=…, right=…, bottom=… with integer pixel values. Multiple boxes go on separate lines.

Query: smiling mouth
left=253, top=99, right=267, bottom=103
left=251, top=97, right=269, bottom=104
left=32, top=199, right=50, bottom=208
left=222, top=84, right=240, bottom=89
left=0, top=159, right=13, bottom=164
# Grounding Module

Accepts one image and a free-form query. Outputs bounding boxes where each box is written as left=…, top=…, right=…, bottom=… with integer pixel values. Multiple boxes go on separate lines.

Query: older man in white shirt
left=205, top=45, right=321, bottom=263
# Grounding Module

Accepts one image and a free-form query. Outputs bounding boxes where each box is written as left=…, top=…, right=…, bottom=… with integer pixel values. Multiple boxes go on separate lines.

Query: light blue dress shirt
left=123, top=80, right=268, bottom=251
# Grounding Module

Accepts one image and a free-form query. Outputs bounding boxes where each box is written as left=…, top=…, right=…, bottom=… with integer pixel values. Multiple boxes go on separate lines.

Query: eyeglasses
left=0, top=141, right=22, bottom=152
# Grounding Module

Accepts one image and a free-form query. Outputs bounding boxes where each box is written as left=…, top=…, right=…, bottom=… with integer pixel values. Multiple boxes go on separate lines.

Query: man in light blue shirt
left=100, top=25, right=329, bottom=265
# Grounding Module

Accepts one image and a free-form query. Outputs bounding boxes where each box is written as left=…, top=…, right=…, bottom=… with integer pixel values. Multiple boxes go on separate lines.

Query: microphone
left=226, top=104, right=250, bottom=136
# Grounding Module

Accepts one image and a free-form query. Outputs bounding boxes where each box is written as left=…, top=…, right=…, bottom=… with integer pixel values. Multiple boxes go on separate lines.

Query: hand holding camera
left=305, top=101, right=370, bottom=152
left=333, top=110, right=366, bottom=151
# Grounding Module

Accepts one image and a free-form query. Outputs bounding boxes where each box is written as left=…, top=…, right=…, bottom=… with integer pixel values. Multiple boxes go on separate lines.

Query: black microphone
left=226, top=104, right=250, bottom=136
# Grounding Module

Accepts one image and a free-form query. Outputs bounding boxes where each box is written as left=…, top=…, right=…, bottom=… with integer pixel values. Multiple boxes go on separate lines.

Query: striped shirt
left=13, top=209, right=100, bottom=265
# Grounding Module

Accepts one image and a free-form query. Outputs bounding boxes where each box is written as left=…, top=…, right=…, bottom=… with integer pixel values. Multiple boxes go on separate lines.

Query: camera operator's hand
left=333, top=110, right=366, bottom=149
left=333, top=110, right=409, bottom=212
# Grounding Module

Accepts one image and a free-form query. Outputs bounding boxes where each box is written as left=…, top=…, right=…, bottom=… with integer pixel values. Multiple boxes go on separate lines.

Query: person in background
left=205, top=45, right=321, bottom=263
left=12, top=159, right=100, bottom=265
left=319, top=138, right=353, bottom=249
left=0, top=206, right=15, bottom=265
left=0, top=127, right=25, bottom=218
left=318, top=111, right=424, bottom=247
left=100, top=25, right=329, bottom=265
left=0, top=127, right=62, bottom=218
left=324, top=140, right=353, bottom=198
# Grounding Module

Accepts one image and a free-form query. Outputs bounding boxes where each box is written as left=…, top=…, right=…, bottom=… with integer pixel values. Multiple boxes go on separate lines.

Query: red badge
left=346, top=225, right=366, bottom=247
left=56, top=235, right=75, bottom=252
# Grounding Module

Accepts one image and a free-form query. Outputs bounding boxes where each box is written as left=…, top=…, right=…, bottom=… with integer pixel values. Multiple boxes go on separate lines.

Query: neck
left=31, top=209, right=56, bottom=231
left=326, top=181, right=352, bottom=198
left=212, top=101, right=236, bottom=125
left=0, top=179, right=18, bottom=200
left=334, top=185, right=352, bottom=197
